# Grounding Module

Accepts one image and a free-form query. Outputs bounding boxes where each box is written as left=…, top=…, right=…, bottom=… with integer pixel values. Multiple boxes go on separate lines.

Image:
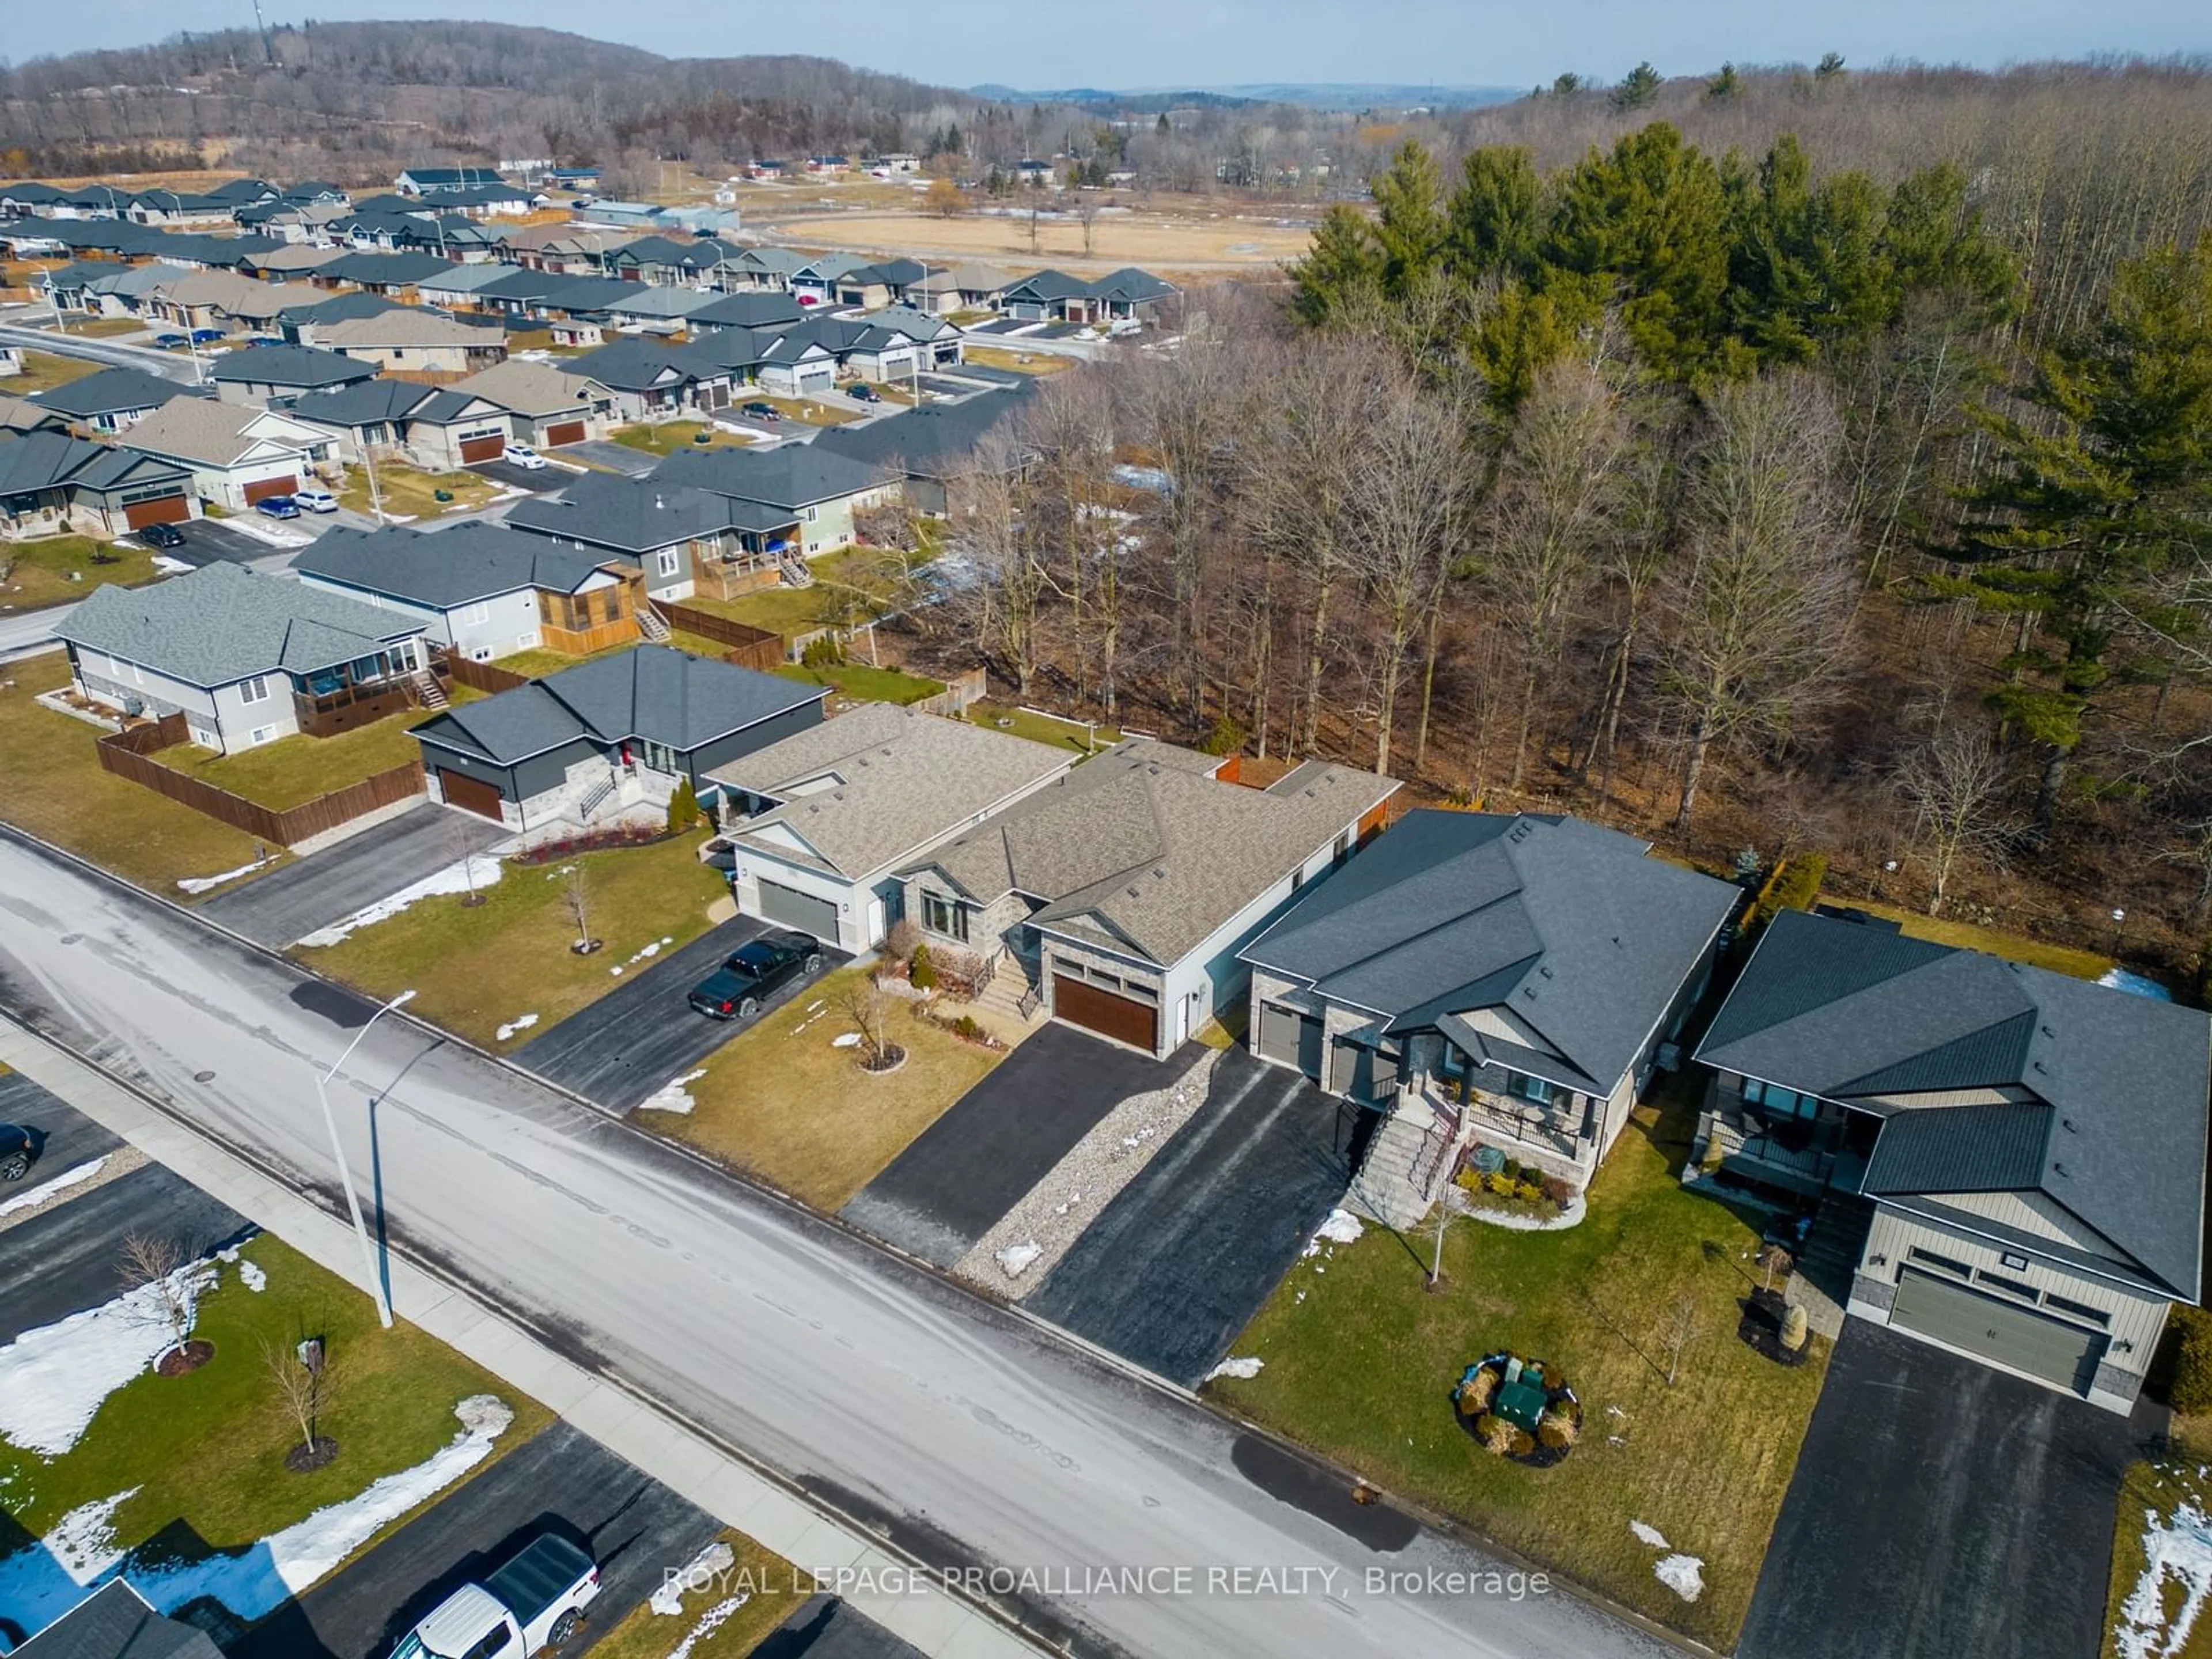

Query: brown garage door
left=1052, top=974, right=1157, bottom=1053
left=459, top=434, right=506, bottom=463
left=123, top=493, right=190, bottom=529
left=243, top=475, right=296, bottom=505
left=437, top=769, right=507, bottom=822
left=543, top=420, right=587, bottom=447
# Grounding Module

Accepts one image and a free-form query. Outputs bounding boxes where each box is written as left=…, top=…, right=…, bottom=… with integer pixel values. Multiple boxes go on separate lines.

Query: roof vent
left=2061, top=1117, right=2078, bottom=1132
left=2031, top=1059, right=2046, bottom=1073
left=2052, top=1160, right=2069, bottom=1178
left=2041, top=1025, right=2055, bottom=1039
left=654, top=493, right=665, bottom=509
left=1522, top=986, right=1537, bottom=1001
left=1153, top=866, right=1166, bottom=878
left=1126, top=885, right=1141, bottom=899
left=1538, top=965, right=1554, bottom=979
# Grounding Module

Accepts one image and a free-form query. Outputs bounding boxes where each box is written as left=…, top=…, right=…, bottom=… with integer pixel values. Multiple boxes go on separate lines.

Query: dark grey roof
left=505, top=472, right=771, bottom=553
left=414, top=644, right=824, bottom=764
left=282, top=290, right=403, bottom=327
left=475, top=267, right=569, bottom=303
left=30, top=368, right=199, bottom=420
left=0, top=430, right=188, bottom=496
left=1696, top=908, right=2212, bottom=1299
left=843, top=257, right=929, bottom=286
left=1088, top=266, right=1177, bottom=302
left=652, top=444, right=896, bottom=512
left=689, top=291, right=805, bottom=331
left=14, top=1581, right=223, bottom=1659
left=1862, top=1103, right=2057, bottom=1196
left=286, top=379, right=440, bottom=427
left=207, top=343, right=377, bottom=390
left=535, top=276, right=649, bottom=315
left=566, top=338, right=717, bottom=393
left=320, top=251, right=461, bottom=287
left=1001, top=269, right=1090, bottom=302
left=1243, top=809, right=1740, bottom=1098
left=813, top=387, right=1035, bottom=479
left=54, top=559, right=425, bottom=686
left=293, top=523, right=612, bottom=608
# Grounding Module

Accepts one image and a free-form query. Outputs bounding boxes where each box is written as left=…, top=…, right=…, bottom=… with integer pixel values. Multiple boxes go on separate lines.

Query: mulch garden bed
left=1452, top=1352, right=1584, bottom=1468
left=1738, top=1286, right=1814, bottom=1367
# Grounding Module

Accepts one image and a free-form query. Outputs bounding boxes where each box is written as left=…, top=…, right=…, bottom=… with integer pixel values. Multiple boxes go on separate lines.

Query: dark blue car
left=255, top=494, right=301, bottom=520
left=687, top=929, right=823, bottom=1020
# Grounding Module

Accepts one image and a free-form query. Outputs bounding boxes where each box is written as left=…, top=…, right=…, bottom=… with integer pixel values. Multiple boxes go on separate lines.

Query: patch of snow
left=639, top=1070, right=708, bottom=1115
left=669, top=1597, right=751, bottom=1659
left=494, top=1013, right=540, bottom=1043
left=627, top=940, right=663, bottom=964
left=609, top=965, right=624, bottom=976
left=2101, top=967, right=2176, bottom=1002
left=176, top=854, right=275, bottom=894
left=0, top=1156, right=108, bottom=1220
left=1205, top=1357, right=1264, bottom=1382
left=995, top=1243, right=1043, bottom=1278
left=1304, top=1208, right=1363, bottom=1256
left=1655, top=1554, right=1704, bottom=1603
left=2118, top=1502, right=2212, bottom=1659
left=651, top=1540, right=735, bottom=1615
left=0, top=1259, right=217, bottom=1456
left=297, top=854, right=503, bottom=946
left=831, top=1032, right=862, bottom=1048
left=151, top=555, right=194, bottom=575
left=237, top=1260, right=267, bottom=1293
left=1630, top=1520, right=1669, bottom=1550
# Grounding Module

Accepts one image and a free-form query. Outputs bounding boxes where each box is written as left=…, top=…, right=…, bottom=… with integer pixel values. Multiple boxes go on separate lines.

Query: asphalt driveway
left=514, top=916, right=844, bottom=1112
left=840, top=1024, right=1203, bottom=1267
left=1027, top=1046, right=1356, bottom=1385
left=755, top=1596, right=929, bottom=1658
left=0, top=1070, right=120, bottom=1201
left=199, top=804, right=510, bottom=948
left=1737, top=1318, right=2154, bottom=1659
left=153, top=516, right=316, bottom=567
left=232, top=1421, right=722, bottom=1659
left=467, top=456, right=569, bottom=494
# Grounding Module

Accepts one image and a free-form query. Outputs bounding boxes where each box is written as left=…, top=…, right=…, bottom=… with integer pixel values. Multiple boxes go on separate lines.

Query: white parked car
left=394, top=1535, right=600, bottom=1658
left=291, top=487, right=339, bottom=514
left=505, top=443, right=550, bottom=471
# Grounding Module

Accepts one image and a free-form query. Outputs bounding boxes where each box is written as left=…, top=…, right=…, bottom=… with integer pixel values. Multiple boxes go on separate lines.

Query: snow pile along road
left=297, top=854, right=503, bottom=947
left=2117, top=1501, right=2212, bottom=1659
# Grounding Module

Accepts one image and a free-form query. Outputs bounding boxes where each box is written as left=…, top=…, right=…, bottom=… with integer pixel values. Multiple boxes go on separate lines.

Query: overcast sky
left=14, top=1, right=2207, bottom=88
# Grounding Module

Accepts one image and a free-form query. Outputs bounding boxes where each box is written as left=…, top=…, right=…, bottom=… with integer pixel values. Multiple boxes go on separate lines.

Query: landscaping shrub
left=1483, top=1171, right=1514, bottom=1196
left=1501, top=1157, right=1522, bottom=1183
left=933, top=946, right=990, bottom=1002
left=801, top=634, right=847, bottom=669
left=909, top=943, right=938, bottom=991
left=665, top=778, right=701, bottom=834
left=1459, top=1368, right=1497, bottom=1412
left=951, top=1013, right=986, bottom=1042
left=1538, top=1407, right=1580, bottom=1449
left=1513, top=1180, right=1544, bottom=1203
left=884, top=917, right=920, bottom=963
left=1195, top=713, right=1247, bottom=756
left=2168, top=1305, right=2212, bottom=1414
left=1478, top=1414, right=1517, bottom=1456
left=1751, top=853, right=1828, bottom=930
left=1540, top=1175, right=1575, bottom=1207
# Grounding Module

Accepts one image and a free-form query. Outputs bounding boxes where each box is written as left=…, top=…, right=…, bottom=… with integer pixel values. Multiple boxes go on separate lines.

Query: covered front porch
left=1688, top=1077, right=1877, bottom=1200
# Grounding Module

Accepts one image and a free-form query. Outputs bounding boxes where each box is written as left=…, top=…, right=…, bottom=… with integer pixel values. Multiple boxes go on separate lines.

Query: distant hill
left=968, top=81, right=1521, bottom=112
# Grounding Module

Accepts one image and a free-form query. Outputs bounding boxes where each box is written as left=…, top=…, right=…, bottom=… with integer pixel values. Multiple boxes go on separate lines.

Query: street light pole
left=313, top=987, right=415, bottom=1328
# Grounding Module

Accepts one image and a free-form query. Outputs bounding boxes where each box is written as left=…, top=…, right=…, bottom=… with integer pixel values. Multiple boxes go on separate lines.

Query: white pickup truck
left=394, top=1535, right=600, bottom=1659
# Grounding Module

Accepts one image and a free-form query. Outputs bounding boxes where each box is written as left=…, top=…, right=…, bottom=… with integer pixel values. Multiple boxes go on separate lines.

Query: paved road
left=200, top=804, right=507, bottom=949
left=760, top=1596, right=930, bottom=1658
left=512, top=916, right=846, bottom=1112
left=232, top=1421, right=723, bottom=1659
left=1738, top=1319, right=2151, bottom=1659
left=841, top=1027, right=1200, bottom=1267
left=1029, top=1048, right=1355, bottom=1386
left=0, top=323, right=203, bottom=381
left=0, top=829, right=1668, bottom=1659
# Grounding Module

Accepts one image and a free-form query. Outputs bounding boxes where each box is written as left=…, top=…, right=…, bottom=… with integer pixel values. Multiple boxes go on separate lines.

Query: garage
left=1052, top=974, right=1158, bottom=1054
left=543, top=420, right=586, bottom=447
left=1256, top=1001, right=1324, bottom=1079
left=243, top=474, right=297, bottom=504
left=436, top=769, right=507, bottom=823
left=1889, top=1268, right=2108, bottom=1393
left=459, top=433, right=506, bottom=464
left=123, top=493, right=190, bottom=529
left=753, top=877, right=839, bottom=942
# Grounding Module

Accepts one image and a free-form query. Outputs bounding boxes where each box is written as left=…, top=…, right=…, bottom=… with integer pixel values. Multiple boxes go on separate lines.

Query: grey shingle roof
left=813, top=386, right=1035, bottom=479
left=652, top=444, right=896, bottom=512
left=689, top=291, right=805, bottom=331
left=54, top=560, right=426, bottom=687
left=283, top=290, right=403, bottom=327
left=506, top=472, right=776, bottom=553
left=119, top=399, right=316, bottom=468
left=14, top=1579, right=222, bottom=1659
left=1861, top=1103, right=2056, bottom=1196
left=319, top=251, right=461, bottom=287
left=1696, top=907, right=2212, bottom=1299
left=31, top=368, right=199, bottom=421
left=208, top=344, right=378, bottom=390
left=1243, top=809, right=1741, bottom=1095
left=286, top=379, right=440, bottom=427
left=415, top=645, right=824, bottom=764
left=912, top=740, right=1400, bottom=969
left=0, top=430, right=188, bottom=495
left=535, top=276, right=649, bottom=315
left=293, top=523, right=612, bottom=609
left=707, top=703, right=1073, bottom=880
left=565, top=338, right=710, bottom=394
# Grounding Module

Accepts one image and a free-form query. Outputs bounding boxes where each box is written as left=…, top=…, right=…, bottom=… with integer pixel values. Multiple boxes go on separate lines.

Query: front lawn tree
left=562, top=863, right=597, bottom=954
left=263, top=1333, right=341, bottom=1470
left=119, top=1233, right=196, bottom=1369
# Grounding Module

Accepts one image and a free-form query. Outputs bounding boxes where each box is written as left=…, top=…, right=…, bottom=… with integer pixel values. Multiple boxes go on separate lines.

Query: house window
left=1742, top=1077, right=1819, bottom=1119
left=1976, top=1269, right=2038, bottom=1301
left=640, top=739, right=678, bottom=775
left=240, top=675, right=270, bottom=704
left=656, top=549, right=680, bottom=578
left=921, top=891, right=968, bottom=942
left=2043, top=1292, right=2111, bottom=1327
left=1506, top=1072, right=1553, bottom=1107
left=460, top=602, right=491, bottom=626
left=803, top=505, right=819, bottom=523
left=248, top=725, right=276, bottom=746
left=1438, top=1044, right=1468, bottom=1080
left=1908, top=1245, right=1972, bottom=1279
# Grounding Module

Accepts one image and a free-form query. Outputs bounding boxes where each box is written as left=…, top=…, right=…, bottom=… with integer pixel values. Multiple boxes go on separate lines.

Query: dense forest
left=913, top=63, right=2212, bottom=975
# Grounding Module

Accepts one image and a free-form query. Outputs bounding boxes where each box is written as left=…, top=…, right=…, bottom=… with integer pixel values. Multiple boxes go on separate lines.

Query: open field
left=340, top=463, right=499, bottom=521
left=0, top=534, right=158, bottom=610
left=1211, top=1085, right=1829, bottom=1650
left=2, top=350, right=100, bottom=395
left=961, top=345, right=1077, bottom=376
left=753, top=207, right=1315, bottom=271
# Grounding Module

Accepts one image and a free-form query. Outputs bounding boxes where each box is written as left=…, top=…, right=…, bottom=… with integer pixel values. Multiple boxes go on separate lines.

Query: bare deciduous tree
left=119, top=1233, right=194, bottom=1363
left=1893, top=724, right=2015, bottom=914
left=841, top=975, right=901, bottom=1071
left=262, top=1334, right=340, bottom=1465
left=1660, top=1294, right=1702, bottom=1387
left=562, top=864, right=593, bottom=952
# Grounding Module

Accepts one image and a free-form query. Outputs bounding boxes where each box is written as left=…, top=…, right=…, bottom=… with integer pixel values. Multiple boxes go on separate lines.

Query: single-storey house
left=316, top=251, right=464, bottom=300
left=119, top=399, right=338, bottom=512
left=997, top=269, right=1091, bottom=323
left=813, top=384, right=1033, bottom=513
left=412, top=645, right=826, bottom=830
left=446, top=358, right=613, bottom=448
left=315, top=310, right=507, bottom=380
left=0, top=392, right=67, bottom=436
left=1694, top=907, right=2212, bottom=1412
left=832, top=258, right=934, bottom=310
left=900, top=741, right=1401, bottom=1059
left=238, top=243, right=355, bottom=280
left=789, top=254, right=870, bottom=308
left=294, top=522, right=637, bottom=663
left=505, top=473, right=790, bottom=603
left=999, top=267, right=1177, bottom=325
left=278, top=290, right=406, bottom=342
left=415, top=262, right=527, bottom=310
left=419, top=182, right=544, bottom=219
left=652, top=445, right=900, bottom=557
left=139, top=268, right=321, bottom=335
left=706, top=701, right=1077, bottom=952
left=209, top=343, right=380, bottom=407
left=55, top=560, right=432, bottom=749
left=0, top=429, right=196, bottom=539
left=125, top=190, right=237, bottom=228
left=283, top=379, right=513, bottom=470
left=563, top=339, right=734, bottom=422
left=396, top=166, right=504, bottom=196
left=12, top=1577, right=224, bottom=1659
left=687, top=290, right=806, bottom=332
left=907, top=260, right=1015, bottom=315
left=605, top=286, right=724, bottom=336
left=711, top=246, right=809, bottom=293
left=1240, top=809, right=1739, bottom=1220
left=29, top=368, right=200, bottom=436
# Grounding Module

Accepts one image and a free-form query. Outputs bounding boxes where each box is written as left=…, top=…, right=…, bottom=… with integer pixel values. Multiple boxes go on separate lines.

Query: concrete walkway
left=0, top=1020, right=1039, bottom=1659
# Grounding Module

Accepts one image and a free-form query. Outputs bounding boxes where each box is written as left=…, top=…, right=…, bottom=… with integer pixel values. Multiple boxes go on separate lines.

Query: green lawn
left=657, top=966, right=1003, bottom=1210
left=1, top=535, right=159, bottom=611
left=2104, top=1422, right=2212, bottom=1658
left=1845, top=896, right=2113, bottom=980
left=585, top=1530, right=806, bottom=1659
left=965, top=701, right=1120, bottom=754
left=0, top=1235, right=551, bottom=1565
left=962, top=344, right=1074, bottom=376
left=302, top=831, right=728, bottom=1046
left=1210, top=1085, right=1830, bottom=1650
left=494, top=640, right=641, bottom=679
left=67, top=316, right=151, bottom=339
left=681, top=548, right=921, bottom=640
left=1, top=349, right=100, bottom=394
left=775, top=661, right=943, bottom=708
left=0, top=652, right=279, bottom=892
left=611, top=421, right=752, bottom=457
left=153, top=699, right=465, bottom=811
left=340, top=464, right=498, bottom=521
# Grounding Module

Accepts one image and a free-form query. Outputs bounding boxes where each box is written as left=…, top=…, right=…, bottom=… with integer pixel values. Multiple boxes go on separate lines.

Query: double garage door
left=1052, top=975, right=1157, bottom=1053
left=543, top=420, right=588, bottom=447
left=123, top=493, right=190, bottom=529
left=1889, top=1268, right=2108, bottom=1393
left=459, top=434, right=506, bottom=464
left=754, top=877, right=839, bottom=944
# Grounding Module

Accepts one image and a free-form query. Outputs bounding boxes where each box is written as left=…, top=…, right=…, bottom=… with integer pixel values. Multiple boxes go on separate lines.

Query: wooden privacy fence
left=442, top=654, right=531, bottom=694
left=658, top=602, right=785, bottom=671
left=913, top=666, right=987, bottom=718
left=97, top=713, right=426, bottom=848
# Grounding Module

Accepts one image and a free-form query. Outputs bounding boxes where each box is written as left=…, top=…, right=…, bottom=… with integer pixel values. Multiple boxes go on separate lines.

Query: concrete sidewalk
left=0, top=1020, right=1039, bottom=1659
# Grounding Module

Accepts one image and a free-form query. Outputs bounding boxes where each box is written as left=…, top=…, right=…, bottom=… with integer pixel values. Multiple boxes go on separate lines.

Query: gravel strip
left=953, top=1047, right=1223, bottom=1299
left=0, top=1142, right=149, bottom=1236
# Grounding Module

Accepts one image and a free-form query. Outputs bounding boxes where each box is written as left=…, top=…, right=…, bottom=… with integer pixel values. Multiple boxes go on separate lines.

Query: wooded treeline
left=919, top=102, right=2212, bottom=969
